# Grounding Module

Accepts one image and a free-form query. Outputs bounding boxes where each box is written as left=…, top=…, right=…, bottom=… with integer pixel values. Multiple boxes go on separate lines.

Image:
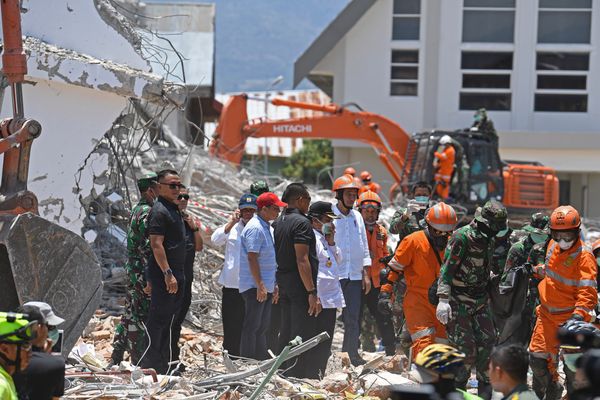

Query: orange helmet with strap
left=550, top=205, right=581, bottom=231
left=344, top=167, right=356, bottom=177
left=425, top=202, right=458, bottom=232
left=360, top=171, right=372, bottom=182
left=358, top=190, right=381, bottom=209
left=332, top=174, right=360, bottom=192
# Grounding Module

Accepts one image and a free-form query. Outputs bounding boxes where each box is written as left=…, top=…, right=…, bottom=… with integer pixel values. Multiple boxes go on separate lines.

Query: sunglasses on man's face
left=159, top=182, right=185, bottom=190
left=178, top=194, right=190, bottom=201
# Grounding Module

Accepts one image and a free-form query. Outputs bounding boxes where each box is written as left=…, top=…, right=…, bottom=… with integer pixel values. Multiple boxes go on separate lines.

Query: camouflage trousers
left=392, top=278, right=412, bottom=356
left=112, top=260, right=150, bottom=365
left=446, top=298, right=496, bottom=389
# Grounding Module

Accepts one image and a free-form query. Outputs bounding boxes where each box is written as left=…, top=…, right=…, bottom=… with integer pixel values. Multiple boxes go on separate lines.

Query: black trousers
left=171, top=261, right=194, bottom=363
left=313, top=307, right=337, bottom=377
left=361, top=286, right=396, bottom=351
left=141, top=267, right=185, bottom=374
left=278, top=288, right=320, bottom=379
left=221, top=287, right=245, bottom=357
left=267, top=301, right=282, bottom=354
left=240, top=289, right=272, bottom=360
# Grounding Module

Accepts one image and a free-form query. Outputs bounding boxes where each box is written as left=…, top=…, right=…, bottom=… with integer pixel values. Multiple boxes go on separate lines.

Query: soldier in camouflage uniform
left=497, top=213, right=549, bottom=346
left=436, top=200, right=508, bottom=400
left=492, top=226, right=513, bottom=276
left=388, top=182, right=432, bottom=355
left=111, top=173, right=157, bottom=365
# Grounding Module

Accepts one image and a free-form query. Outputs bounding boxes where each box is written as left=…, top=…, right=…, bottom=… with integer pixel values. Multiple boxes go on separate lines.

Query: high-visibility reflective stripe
left=411, top=327, right=436, bottom=341
left=434, top=337, right=449, bottom=344
left=545, top=242, right=557, bottom=266
left=575, top=306, right=593, bottom=313
left=530, top=351, right=558, bottom=361
left=389, top=258, right=405, bottom=272
left=435, top=174, right=451, bottom=180
left=546, top=269, right=597, bottom=288
left=542, top=304, right=574, bottom=314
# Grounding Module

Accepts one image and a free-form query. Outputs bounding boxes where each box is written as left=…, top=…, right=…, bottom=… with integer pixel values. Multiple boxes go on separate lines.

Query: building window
left=459, top=51, right=512, bottom=110
left=392, top=0, right=420, bottom=40
left=538, top=0, right=592, bottom=44
left=390, top=50, right=418, bottom=96
left=462, top=0, right=515, bottom=43
left=535, top=52, right=588, bottom=112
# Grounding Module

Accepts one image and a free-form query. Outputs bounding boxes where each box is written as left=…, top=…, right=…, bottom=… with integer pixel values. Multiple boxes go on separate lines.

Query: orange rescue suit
left=365, top=223, right=389, bottom=288
left=384, top=230, right=447, bottom=357
left=434, top=146, right=455, bottom=199
left=529, top=239, right=598, bottom=381
left=359, top=182, right=381, bottom=195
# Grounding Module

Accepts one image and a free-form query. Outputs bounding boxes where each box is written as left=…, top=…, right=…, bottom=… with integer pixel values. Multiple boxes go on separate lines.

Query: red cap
left=256, top=192, right=287, bottom=209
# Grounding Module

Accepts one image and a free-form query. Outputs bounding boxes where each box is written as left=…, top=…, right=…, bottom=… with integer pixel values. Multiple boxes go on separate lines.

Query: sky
left=206, top=0, right=349, bottom=93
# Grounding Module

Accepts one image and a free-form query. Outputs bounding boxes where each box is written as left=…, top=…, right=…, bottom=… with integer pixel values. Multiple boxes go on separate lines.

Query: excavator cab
left=402, top=129, right=505, bottom=212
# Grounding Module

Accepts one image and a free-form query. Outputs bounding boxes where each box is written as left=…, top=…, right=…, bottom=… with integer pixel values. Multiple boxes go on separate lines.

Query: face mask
left=432, top=235, right=449, bottom=251
left=414, top=196, right=429, bottom=206
left=558, top=239, right=575, bottom=250
left=48, top=328, right=59, bottom=345
left=496, top=228, right=509, bottom=238
left=477, top=221, right=498, bottom=238
left=322, top=222, right=333, bottom=235
left=530, top=233, right=548, bottom=244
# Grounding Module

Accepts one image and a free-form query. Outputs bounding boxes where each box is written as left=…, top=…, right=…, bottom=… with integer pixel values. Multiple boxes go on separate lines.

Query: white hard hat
left=439, top=135, right=452, bottom=145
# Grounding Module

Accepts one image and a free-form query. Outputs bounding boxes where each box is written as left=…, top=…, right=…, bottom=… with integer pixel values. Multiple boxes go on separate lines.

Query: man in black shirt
left=141, top=169, right=187, bottom=374
left=274, top=183, right=321, bottom=379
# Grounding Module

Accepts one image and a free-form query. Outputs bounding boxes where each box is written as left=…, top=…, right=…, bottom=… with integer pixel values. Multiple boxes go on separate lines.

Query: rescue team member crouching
left=0, top=312, right=35, bottom=400
left=528, top=205, right=597, bottom=400
left=358, top=190, right=396, bottom=356
left=379, top=203, right=458, bottom=358
left=436, top=199, right=508, bottom=400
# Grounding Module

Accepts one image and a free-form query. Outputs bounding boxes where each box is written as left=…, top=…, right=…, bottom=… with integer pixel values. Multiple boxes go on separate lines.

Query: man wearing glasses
left=171, top=188, right=203, bottom=372
left=529, top=205, right=597, bottom=400
left=239, top=192, right=285, bottom=361
left=0, top=311, right=35, bottom=400
left=141, top=169, right=187, bottom=374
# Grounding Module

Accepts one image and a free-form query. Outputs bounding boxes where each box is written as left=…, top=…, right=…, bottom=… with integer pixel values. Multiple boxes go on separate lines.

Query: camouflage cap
left=475, top=199, right=508, bottom=230
left=250, top=180, right=269, bottom=196
left=137, top=172, right=158, bottom=191
left=523, top=212, right=550, bottom=234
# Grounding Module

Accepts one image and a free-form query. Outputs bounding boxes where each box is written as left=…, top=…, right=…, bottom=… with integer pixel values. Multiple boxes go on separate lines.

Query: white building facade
left=294, top=0, right=600, bottom=216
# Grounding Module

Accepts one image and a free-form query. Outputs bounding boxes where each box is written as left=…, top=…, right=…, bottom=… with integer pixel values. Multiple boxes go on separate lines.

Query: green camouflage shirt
left=389, top=208, right=424, bottom=242
left=492, top=230, right=512, bottom=275
left=502, top=238, right=534, bottom=277
left=127, top=198, right=153, bottom=262
left=527, top=240, right=549, bottom=266
left=437, top=221, right=495, bottom=304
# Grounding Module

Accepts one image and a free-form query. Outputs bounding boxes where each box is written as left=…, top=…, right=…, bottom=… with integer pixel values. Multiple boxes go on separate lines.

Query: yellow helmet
left=414, top=344, right=465, bottom=378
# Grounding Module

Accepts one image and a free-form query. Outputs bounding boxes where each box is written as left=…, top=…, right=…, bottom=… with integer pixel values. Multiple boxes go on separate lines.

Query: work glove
left=436, top=298, right=452, bottom=325
left=406, top=200, right=421, bottom=214
left=377, top=291, right=393, bottom=316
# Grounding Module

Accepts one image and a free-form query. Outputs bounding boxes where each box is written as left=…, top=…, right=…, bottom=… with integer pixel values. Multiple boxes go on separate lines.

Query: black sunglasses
left=159, top=182, right=185, bottom=190
left=178, top=194, right=190, bottom=200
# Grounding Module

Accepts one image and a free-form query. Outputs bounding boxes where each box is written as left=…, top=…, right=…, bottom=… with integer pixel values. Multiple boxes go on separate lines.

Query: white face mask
left=558, top=239, right=575, bottom=250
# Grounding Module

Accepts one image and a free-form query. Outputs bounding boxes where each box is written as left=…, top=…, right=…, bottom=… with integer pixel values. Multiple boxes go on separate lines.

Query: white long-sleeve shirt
left=332, top=203, right=371, bottom=280
left=314, top=229, right=345, bottom=309
left=211, top=221, right=246, bottom=289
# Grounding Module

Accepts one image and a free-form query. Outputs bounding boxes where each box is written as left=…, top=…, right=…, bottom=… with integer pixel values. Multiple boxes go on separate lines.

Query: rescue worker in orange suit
left=359, top=171, right=381, bottom=195
left=378, top=202, right=458, bottom=359
left=358, top=190, right=397, bottom=356
left=433, top=135, right=455, bottom=200
left=528, top=205, right=597, bottom=400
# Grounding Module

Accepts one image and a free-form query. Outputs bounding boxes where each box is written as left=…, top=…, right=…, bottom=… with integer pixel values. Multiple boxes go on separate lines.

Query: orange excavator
left=210, top=94, right=559, bottom=213
left=0, top=0, right=102, bottom=354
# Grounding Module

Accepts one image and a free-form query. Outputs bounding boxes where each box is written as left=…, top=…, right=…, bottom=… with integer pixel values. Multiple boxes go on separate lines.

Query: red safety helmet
left=344, top=167, right=356, bottom=177
left=550, top=205, right=581, bottom=231
left=425, top=202, right=458, bottom=232
left=358, top=190, right=381, bottom=209
left=332, top=174, right=360, bottom=192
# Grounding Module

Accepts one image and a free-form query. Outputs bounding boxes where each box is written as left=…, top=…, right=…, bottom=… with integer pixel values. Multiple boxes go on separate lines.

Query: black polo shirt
left=274, top=208, right=318, bottom=294
left=147, top=196, right=186, bottom=274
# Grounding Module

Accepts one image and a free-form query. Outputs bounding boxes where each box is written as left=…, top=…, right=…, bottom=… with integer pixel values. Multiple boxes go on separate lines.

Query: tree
left=281, top=140, right=332, bottom=187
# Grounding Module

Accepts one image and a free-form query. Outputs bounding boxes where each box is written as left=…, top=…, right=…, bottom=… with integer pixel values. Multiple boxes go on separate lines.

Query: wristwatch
left=192, top=227, right=200, bottom=232
left=307, top=289, right=317, bottom=296
left=163, top=268, right=173, bottom=276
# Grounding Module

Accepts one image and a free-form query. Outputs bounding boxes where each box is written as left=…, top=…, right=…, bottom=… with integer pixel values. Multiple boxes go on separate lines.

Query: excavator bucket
left=0, top=212, right=102, bottom=355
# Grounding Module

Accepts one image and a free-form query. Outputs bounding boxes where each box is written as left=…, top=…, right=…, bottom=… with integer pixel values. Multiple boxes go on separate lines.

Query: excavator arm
left=210, top=94, right=411, bottom=186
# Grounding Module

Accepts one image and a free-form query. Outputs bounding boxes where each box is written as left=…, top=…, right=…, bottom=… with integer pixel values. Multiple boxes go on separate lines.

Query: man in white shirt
left=211, top=193, right=257, bottom=357
left=331, top=174, right=372, bottom=366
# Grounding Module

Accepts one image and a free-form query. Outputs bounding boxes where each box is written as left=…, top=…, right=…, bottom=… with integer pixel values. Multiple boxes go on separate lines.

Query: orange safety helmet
left=344, top=167, right=356, bottom=177
left=360, top=171, right=372, bottom=182
left=332, top=174, right=360, bottom=192
left=425, top=202, right=458, bottom=232
left=549, top=205, right=581, bottom=231
left=358, top=190, right=381, bottom=208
